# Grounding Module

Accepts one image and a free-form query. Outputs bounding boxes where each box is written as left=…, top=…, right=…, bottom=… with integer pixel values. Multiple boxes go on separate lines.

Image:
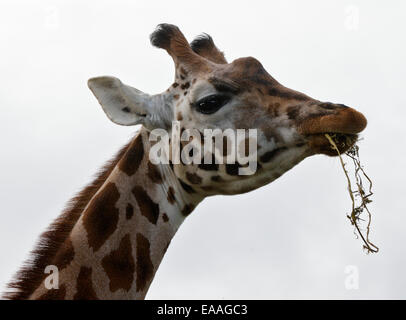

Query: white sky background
left=0, top=0, right=405, bottom=299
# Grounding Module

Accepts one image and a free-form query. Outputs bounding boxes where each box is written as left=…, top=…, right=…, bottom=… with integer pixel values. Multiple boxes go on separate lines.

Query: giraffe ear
left=88, top=76, right=152, bottom=126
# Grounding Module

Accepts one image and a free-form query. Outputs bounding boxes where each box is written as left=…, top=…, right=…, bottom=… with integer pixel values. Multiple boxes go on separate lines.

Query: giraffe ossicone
left=3, top=23, right=367, bottom=300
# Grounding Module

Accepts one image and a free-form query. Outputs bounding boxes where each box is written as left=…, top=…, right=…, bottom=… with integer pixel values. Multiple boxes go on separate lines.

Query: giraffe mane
left=2, top=138, right=133, bottom=300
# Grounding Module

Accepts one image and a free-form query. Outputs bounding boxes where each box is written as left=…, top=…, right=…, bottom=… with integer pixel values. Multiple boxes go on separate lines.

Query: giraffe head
left=88, top=24, right=367, bottom=196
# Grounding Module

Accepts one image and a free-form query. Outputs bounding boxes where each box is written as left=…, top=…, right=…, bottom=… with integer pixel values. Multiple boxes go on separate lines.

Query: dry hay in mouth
left=324, top=133, right=379, bottom=254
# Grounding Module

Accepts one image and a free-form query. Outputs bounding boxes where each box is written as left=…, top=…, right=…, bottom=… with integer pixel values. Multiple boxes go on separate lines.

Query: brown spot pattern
left=225, top=163, right=242, bottom=176
left=162, top=213, right=169, bottom=222
left=102, top=234, right=135, bottom=293
left=167, top=187, right=176, bottom=204
left=132, top=186, right=160, bottom=225
left=181, top=82, right=190, bottom=90
left=83, top=182, right=120, bottom=252
left=198, top=154, right=218, bottom=171
left=135, top=233, right=154, bottom=293
left=119, top=136, right=144, bottom=176
left=186, top=172, right=202, bottom=184
left=198, top=162, right=219, bottom=171
left=37, top=284, right=67, bottom=300
left=53, top=238, right=75, bottom=271
left=3, top=139, right=132, bottom=301
left=147, top=162, right=163, bottom=184
left=73, top=267, right=98, bottom=300
left=178, top=179, right=195, bottom=193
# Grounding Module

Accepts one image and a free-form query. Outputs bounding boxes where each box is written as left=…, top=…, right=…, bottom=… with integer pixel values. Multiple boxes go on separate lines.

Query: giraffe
left=3, top=24, right=367, bottom=300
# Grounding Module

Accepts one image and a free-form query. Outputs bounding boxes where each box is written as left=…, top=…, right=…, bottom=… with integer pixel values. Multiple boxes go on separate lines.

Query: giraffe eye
left=195, top=94, right=230, bottom=114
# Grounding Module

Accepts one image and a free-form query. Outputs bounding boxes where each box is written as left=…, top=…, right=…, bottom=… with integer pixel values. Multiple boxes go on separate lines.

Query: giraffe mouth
left=307, top=132, right=358, bottom=156
left=298, top=106, right=366, bottom=156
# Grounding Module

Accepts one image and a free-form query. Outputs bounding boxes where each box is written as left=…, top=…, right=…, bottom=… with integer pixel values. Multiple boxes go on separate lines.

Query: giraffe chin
left=307, top=133, right=358, bottom=156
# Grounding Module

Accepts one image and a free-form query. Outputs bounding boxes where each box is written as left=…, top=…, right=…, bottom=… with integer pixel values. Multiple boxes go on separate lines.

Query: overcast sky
left=1, top=0, right=405, bottom=299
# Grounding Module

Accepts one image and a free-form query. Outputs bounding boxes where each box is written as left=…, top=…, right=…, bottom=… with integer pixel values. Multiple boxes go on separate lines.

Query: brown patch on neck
left=198, top=154, right=219, bottom=171
left=126, top=203, right=134, bottom=220
left=119, top=135, right=144, bottom=176
left=83, top=182, right=120, bottom=252
left=102, top=234, right=135, bottom=293
left=162, top=213, right=169, bottom=222
left=147, top=162, right=163, bottom=184
left=178, top=179, right=196, bottom=194
left=132, top=186, right=160, bottom=225
left=135, top=233, right=154, bottom=293
left=37, top=284, right=67, bottom=300
left=73, top=266, right=98, bottom=300
left=52, top=238, right=75, bottom=271
left=166, top=187, right=176, bottom=204
left=3, top=137, right=133, bottom=300
left=186, top=172, right=202, bottom=184
left=225, top=163, right=242, bottom=176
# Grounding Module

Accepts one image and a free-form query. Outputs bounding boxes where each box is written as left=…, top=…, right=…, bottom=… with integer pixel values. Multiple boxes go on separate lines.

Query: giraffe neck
left=30, top=129, right=202, bottom=299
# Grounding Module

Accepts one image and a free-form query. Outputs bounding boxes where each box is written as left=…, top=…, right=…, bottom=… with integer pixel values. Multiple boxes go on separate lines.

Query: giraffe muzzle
left=298, top=106, right=367, bottom=156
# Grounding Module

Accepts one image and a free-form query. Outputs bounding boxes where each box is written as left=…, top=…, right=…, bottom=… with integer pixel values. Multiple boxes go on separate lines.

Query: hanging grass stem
left=324, top=134, right=378, bottom=253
